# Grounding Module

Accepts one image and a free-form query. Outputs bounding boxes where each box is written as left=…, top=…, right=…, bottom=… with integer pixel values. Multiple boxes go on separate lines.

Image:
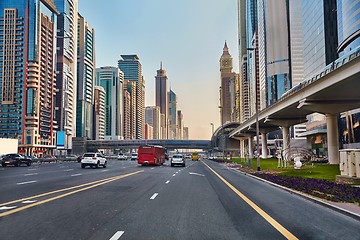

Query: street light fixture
left=247, top=47, right=260, bottom=171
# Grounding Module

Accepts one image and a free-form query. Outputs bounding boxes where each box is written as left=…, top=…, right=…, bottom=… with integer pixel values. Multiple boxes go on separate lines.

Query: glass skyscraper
left=118, top=55, right=145, bottom=139
left=0, top=0, right=59, bottom=155
left=168, top=89, right=177, bottom=139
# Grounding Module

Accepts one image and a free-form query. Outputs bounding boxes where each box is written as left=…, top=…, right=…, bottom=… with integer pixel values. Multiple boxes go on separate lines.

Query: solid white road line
left=150, top=193, right=159, bottom=200
left=109, top=231, right=125, bottom=240
left=71, top=174, right=82, bottom=177
left=24, top=173, right=38, bottom=176
left=17, top=181, right=37, bottom=185
left=165, top=180, right=170, bottom=184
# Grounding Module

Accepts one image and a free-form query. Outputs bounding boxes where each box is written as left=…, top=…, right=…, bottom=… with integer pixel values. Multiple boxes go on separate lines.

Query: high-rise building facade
left=229, top=73, right=240, bottom=122
left=155, top=63, right=169, bottom=138
left=96, top=67, right=124, bottom=140
left=93, top=86, right=105, bottom=140
left=124, top=80, right=137, bottom=139
left=145, top=106, right=161, bottom=139
left=0, top=0, right=59, bottom=155
left=183, top=127, right=189, bottom=140
left=118, top=55, right=145, bottom=139
left=177, top=110, right=184, bottom=140
left=54, top=0, right=78, bottom=151
left=219, top=42, right=234, bottom=124
left=76, top=13, right=95, bottom=140
left=168, top=89, right=177, bottom=139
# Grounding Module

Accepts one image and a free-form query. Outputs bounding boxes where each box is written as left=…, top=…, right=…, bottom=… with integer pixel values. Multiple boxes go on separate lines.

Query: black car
left=1, top=154, right=32, bottom=167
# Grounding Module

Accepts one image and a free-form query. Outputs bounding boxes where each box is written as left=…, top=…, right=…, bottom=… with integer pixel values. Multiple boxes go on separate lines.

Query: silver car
left=171, top=154, right=185, bottom=167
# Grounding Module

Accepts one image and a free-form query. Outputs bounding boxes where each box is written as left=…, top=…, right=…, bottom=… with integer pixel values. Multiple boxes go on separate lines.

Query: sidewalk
left=225, top=164, right=360, bottom=220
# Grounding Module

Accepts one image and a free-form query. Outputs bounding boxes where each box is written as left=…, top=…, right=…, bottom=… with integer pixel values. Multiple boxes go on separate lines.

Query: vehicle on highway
left=64, top=154, right=78, bottom=161
left=1, top=153, right=32, bottom=167
left=137, top=145, right=165, bottom=166
left=171, top=154, right=185, bottom=167
left=81, top=152, right=107, bottom=168
left=117, top=153, right=127, bottom=160
left=191, top=152, right=199, bottom=161
left=131, top=153, right=138, bottom=161
left=41, top=155, right=57, bottom=163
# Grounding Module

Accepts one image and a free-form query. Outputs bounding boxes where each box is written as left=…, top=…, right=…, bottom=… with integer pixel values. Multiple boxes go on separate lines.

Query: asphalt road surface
left=0, top=159, right=359, bottom=240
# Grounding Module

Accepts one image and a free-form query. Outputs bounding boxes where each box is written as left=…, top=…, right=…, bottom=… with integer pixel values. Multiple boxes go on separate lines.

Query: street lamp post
left=247, top=47, right=260, bottom=171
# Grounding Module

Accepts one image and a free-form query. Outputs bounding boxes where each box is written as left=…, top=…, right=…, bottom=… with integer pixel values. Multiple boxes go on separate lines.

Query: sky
left=78, top=0, right=239, bottom=140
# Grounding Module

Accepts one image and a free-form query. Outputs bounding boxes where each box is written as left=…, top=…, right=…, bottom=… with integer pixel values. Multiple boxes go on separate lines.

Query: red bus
left=137, top=145, right=166, bottom=166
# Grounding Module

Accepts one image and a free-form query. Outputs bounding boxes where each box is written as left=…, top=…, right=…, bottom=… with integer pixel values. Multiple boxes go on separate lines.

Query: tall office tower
left=93, top=86, right=105, bottom=140
left=289, top=0, right=306, bottom=139
left=118, top=55, right=145, bottom=139
left=54, top=0, right=78, bottom=151
left=229, top=73, right=240, bottom=122
left=0, top=1, right=59, bottom=155
left=155, top=63, right=169, bottom=138
left=183, top=127, right=189, bottom=140
left=96, top=67, right=124, bottom=140
left=246, top=0, right=260, bottom=116
left=160, top=113, right=166, bottom=139
left=177, top=110, right=184, bottom=140
left=76, top=13, right=95, bottom=140
left=123, top=90, right=131, bottom=139
left=144, top=124, right=153, bottom=140
left=168, top=89, right=177, bottom=139
left=264, top=0, right=291, bottom=105
left=219, top=42, right=234, bottom=124
left=302, top=0, right=338, bottom=79
left=337, top=0, right=360, bottom=147
left=124, top=80, right=137, bottom=139
left=238, top=0, right=250, bottom=123
left=145, top=106, right=161, bottom=139
left=257, top=0, right=267, bottom=110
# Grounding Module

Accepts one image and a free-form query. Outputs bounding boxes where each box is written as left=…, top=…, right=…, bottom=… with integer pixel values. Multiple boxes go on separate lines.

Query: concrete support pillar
left=248, top=137, right=254, bottom=158
left=240, top=139, right=245, bottom=158
left=261, top=133, right=268, bottom=158
left=282, top=127, right=290, bottom=150
left=326, top=114, right=340, bottom=164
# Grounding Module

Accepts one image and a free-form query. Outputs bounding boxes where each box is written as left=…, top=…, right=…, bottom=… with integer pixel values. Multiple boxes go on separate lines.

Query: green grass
left=229, top=157, right=340, bottom=182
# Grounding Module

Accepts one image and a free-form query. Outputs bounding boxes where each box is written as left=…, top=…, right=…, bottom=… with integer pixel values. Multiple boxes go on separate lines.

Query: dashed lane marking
left=0, top=206, right=17, bottom=211
left=71, top=174, right=82, bottom=177
left=165, top=180, right=170, bottom=184
left=24, top=173, right=38, bottom=176
left=109, top=231, right=124, bottom=240
left=150, top=193, right=158, bottom=200
left=17, top=181, right=37, bottom=185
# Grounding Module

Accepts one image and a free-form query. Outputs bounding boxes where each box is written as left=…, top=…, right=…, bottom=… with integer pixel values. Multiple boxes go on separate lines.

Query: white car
left=131, top=153, right=138, bottom=161
left=117, top=153, right=127, bottom=160
left=171, top=154, right=185, bottom=167
left=81, top=152, right=107, bottom=168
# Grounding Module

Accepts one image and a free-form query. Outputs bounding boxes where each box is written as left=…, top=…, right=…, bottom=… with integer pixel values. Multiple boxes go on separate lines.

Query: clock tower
left=219, top=41, right=234, bottom=125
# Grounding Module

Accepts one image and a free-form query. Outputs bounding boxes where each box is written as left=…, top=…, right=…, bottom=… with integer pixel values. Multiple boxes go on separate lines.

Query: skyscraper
left=219, top=42, right=234, bottom=124
left=93, top=86, right=105, bottom=140
left=155, top=63, right=169, bottom=138
left=54, top=0, right=78, bottom=151
left=168, top=89, right=177, bottom=139
left=96, top=67, right=124, bottom=140
left=76, top=13, right=95, bottom=140
left=118, top=55, right=145, bottom=139
left=124, top=80, right=137, bottom=139
left=145, top=106, right=161, bottom=139
left=177, top=110, right=184, bottom=140
left=0, top=0, right=59, bottom=155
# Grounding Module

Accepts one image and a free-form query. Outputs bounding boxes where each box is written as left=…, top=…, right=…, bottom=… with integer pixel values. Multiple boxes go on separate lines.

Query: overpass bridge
left=230, top=46, right=360, bottom=164
left=72, top=138, right=211, bottom=154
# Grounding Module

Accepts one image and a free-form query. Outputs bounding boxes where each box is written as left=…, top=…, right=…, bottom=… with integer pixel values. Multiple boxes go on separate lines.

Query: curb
left=229, top=167, right=360, bottom=221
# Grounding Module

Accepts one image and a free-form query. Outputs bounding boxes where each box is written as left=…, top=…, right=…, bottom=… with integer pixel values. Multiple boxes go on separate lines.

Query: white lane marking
left=151, top=167, right=154, bottom=170
left=172, top=174, right=176, bottom=177
left=17, top=181, right=37, bottom=185
left=109, top=231, right=125, bottom=240
left=71, top=173, right=82, bottom=177
left=0, top=206, right=17, bottom=211
left=101, top=170, right=109, bottom=172
left=150, top=193, right=159, bottom=200
left=28, top=168, right=38, bottom=171
left=64, top=169, right=74, bottom=172
left=59, top=166, right=66, bottom=168
left=24, top=173, right=38, bottom=176
left=189, top=172, right=205, bottom=177
left=165, top=180, right=170, bottom=184
left=22, top=200, right=37, bottom=204
left=176, top=171, right=179, bottom=173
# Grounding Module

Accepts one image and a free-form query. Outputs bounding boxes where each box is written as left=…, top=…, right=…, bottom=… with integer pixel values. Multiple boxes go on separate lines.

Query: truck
left=138, top=145, right=165, bottom=166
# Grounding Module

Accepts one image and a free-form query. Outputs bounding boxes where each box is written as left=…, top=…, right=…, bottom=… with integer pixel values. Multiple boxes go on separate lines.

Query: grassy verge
left=228, top=157, right=340, bottom=182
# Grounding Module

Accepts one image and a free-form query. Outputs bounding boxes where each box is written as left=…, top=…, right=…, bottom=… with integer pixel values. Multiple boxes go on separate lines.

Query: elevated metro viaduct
left=229, top=47, right=360, bottom=164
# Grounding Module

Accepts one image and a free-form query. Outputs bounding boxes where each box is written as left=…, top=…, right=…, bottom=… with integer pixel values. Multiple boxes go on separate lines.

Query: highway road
left=0, top=159, right=359, bottom=240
